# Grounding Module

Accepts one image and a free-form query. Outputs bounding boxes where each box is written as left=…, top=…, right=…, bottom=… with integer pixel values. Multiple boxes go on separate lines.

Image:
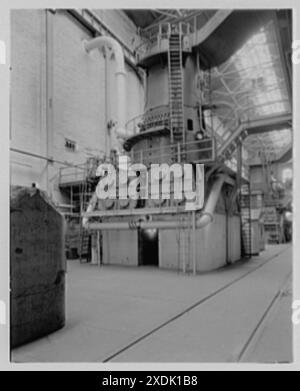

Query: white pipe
left=85, top=175, right=226, bottom=230
left=84, top=36, right=129, bottom=139
left=82, top=193, right=98, bottom=228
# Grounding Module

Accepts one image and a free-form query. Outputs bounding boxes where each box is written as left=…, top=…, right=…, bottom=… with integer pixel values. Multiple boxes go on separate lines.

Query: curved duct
left=84, top=174, right=226, bottom=230
left=83, top=36, right=130, bottom=139
left=82, top=192, right=98, bottom=229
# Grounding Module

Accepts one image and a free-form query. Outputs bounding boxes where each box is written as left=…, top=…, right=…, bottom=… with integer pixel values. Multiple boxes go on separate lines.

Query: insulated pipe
left=82, top=193, right=98, bottom=228
left=85, top=174, right=226, bottom=230
left=83, top=36, right=129, bottom=139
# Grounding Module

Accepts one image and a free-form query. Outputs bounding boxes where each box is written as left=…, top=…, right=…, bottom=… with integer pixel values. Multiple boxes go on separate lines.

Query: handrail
left=125, top=106, right=170, bottom=135
left=136, top=21, right=191, bottom=62
left=135, top=11, right=227, bottom=62
left=128, top=137, right=216, bottom=166
left=59, top=156, right=105, bottom=184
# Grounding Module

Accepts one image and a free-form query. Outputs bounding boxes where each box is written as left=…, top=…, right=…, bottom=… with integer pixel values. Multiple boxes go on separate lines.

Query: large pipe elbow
left=195, top=174, right=226, bottom=229
left=83, top=36, right=125, bottom=75
left=82, top=193, right=98, bottom=229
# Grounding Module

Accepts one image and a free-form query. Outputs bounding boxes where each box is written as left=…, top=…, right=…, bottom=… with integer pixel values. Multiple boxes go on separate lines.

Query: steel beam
left=245, top=113, right=292, bottom=134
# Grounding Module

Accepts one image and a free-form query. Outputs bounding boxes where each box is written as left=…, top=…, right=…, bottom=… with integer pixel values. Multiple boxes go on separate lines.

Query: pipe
left=82, top=193, right=98, bottom=228
left=83, top=36, right=129, bottom=139
left=85, top=174, right=226, bottom=230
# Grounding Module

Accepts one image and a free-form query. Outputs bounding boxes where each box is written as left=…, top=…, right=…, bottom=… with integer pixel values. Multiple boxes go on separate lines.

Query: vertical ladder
left=182, top=217, right=192, bottom=273
left=176, top=215, right=191, bottom=273
left=78, top=157, right=101, bottom=262
left=240, top=183, right=252, bottom=257
left=168, top=27, right=185, bottom=162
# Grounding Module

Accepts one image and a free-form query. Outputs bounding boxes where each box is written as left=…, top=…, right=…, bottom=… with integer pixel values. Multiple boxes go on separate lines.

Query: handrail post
left=158, top=23, right=162, bottom=36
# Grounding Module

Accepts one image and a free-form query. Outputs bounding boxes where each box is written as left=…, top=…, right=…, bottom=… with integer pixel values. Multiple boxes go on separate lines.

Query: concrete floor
left=12, top=244, right=292, bottom=363
left=246, top=276, right=292, bottom=363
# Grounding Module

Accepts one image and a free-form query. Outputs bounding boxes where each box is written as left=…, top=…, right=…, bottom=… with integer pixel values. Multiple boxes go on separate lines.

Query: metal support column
left=45, top=10, right=54, bottom=193
left=192, top=210, right=197, bottom=275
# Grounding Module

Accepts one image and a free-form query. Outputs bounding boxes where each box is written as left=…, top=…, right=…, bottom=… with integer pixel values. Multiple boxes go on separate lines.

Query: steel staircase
left=78, top=157, right=103, bottom=262
left=168, top=30, right=185, bottom=162
left=217, top=127, right=248, bottom=162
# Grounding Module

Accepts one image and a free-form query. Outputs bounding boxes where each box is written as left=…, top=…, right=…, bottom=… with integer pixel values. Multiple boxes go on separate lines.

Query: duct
left=83, top=36, right=130, bottom=139
left=84, top=174, right=226, bottom=231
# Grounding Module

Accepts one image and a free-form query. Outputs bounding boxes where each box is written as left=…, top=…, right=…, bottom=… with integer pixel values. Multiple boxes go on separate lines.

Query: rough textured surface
left=10, top=186, right=66, bottom=348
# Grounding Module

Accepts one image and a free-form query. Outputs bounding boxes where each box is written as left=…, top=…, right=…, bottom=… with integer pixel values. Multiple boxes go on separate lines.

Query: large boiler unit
left=82, top=20, right=245, bottom=272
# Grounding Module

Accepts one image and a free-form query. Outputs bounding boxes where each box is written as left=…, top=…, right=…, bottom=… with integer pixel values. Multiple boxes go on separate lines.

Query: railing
left=125, top=106, right=170, bottom=136
left=129, top=137, right=216, bottom=165
left=125, top=109, right=250, bottom=179
left=136, top=22, right=191, bottom=63
left=59, top=164, right=86, bottom=185
left=135, top=10, right=221, bottom=62
left=59, top=156, right=105, bottom=185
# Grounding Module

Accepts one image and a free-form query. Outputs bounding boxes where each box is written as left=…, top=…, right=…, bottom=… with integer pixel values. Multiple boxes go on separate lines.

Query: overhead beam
left=154, top=9, right=178, bottom=19
left=244, top=113, right=292, bottom=135
left=144, top=10, right=203, bottom=30
left=273, top=10, right=292, bottom=103
left=276, top=146, right=292, bottom=163
left=247, top=145, right=292, bottom=165
left=212, top=67, right=244, bottom=110
left=194, top=10, right=232, bottom=46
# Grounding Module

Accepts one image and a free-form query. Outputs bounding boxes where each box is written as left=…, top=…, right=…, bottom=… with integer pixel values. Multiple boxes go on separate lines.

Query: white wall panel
left=10, top=10, right=48, bottom=189
left=10, top=10, right=145, bottom=202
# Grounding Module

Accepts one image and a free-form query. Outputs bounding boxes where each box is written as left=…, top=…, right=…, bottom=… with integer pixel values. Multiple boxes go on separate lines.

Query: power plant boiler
left=82, top=19, right=248, bottom=272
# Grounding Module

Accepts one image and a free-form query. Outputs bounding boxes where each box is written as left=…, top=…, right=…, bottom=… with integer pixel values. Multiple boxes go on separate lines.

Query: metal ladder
left=176, top=215, right=192, bottom=273
left=240, top=183, right=252, bottom=257
left=168, top=28, right=185, bottom=162
left=218, top=128, right=248, bottom=162
left=78, top=157, right=102, bottom=262
left=182, top=224, right=191, bottom=273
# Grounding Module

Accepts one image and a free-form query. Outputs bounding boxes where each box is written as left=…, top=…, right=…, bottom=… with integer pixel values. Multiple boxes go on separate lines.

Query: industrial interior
left=10, top=9, right=293, bottom=362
